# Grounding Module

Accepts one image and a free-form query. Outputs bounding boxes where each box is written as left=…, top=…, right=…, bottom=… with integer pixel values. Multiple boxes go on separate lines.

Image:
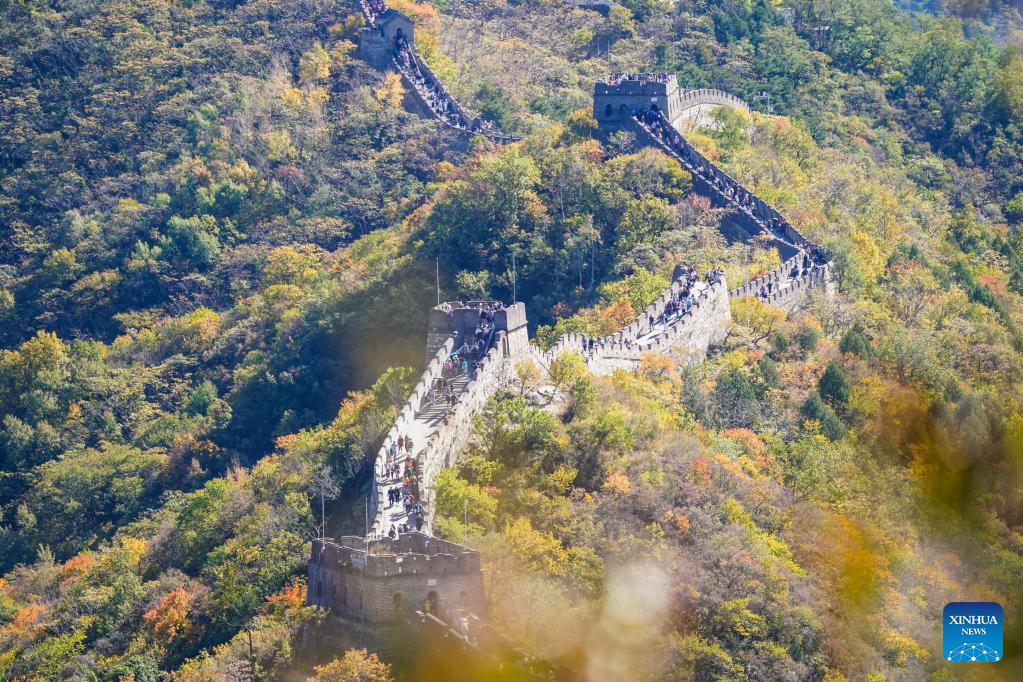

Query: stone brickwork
left=729, top=254, right=833, bottom=311
left=414, top=330, right=511, bottom=533
left=358, top=9, right=414, bottom=68
left=309, top=534, right=485, bottom=624
left=369, top=302, right=524, bottom=537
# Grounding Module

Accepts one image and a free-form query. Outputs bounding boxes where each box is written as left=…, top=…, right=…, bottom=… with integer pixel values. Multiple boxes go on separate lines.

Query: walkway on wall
left=634, top=280, right=712, bottom=345
left=369, top=270, right=732, bottom=540
left=628, top=107, right=831, bottom=304
left=374, top=370, right=473, bottom=537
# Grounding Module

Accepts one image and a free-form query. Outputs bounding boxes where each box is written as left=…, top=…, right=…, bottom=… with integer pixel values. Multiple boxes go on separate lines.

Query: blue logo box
left=943, top=602, right=1003, bottom=662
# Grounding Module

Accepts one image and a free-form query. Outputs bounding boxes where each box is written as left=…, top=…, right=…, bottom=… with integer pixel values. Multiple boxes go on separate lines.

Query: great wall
left=308, top=1, right=834, bottom=658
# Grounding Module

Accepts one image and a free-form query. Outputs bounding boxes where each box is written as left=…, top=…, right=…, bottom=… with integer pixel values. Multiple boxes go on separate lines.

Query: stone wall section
left=729, top=254, right=833, bottom=311
left=368, top=335, right=455, bottom=536
left=533, top=280, right=731, bottom=374
left=416, top=332, right=511, bottom=533
left=312, top=54, right=839, bottom=631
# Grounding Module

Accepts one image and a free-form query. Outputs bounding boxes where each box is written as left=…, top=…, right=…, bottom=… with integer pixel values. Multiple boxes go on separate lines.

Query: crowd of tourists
left=574, top=265, right=724, bottom=359
left=752, top=248, right=826, bottom=301
left=383, top=436, right=426, bottom=537
left=650, top=266, right=720, bottom=328
left=440, top=304, right=498, bottom=382
left=377, top=303, right=506, bottom=537
left=660, top=266, right=708, bottom=323
left=362, top=0, right=386, bottom=22
left=603, top=72, right=673, bottom=86
left=395, top=37, right=505, bottom=138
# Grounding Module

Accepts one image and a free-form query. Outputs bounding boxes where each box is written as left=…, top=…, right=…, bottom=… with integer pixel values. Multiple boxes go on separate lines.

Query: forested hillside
left=1, top=0, right=1022, bottom=680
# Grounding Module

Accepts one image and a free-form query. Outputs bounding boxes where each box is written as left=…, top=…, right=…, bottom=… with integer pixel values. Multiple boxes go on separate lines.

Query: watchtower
left=425, top=301, right=529, bottom=361
left=594, top=73, right=685, bottom=131
left=358, top=8, right=415, bottom=69
left=309, top=534, right=486, bottom=624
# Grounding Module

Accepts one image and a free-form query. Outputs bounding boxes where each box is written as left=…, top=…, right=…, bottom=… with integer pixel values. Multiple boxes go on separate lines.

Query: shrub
left=800, top=393, right=845, bottom=440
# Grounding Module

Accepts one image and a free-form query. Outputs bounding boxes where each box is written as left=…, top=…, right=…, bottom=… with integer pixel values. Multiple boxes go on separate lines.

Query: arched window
left=604, top=103, right=613, bottom=117
left=393, top=593, right=403, bottom=610
left=425, top=590, right=439, bottom=615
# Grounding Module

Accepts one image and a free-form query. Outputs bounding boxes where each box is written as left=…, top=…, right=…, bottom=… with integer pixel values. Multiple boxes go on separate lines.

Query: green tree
left=432, top=468, right=498, bottom=531
left=160, top=215, right=221, bottom=270
left=800, top=393, right=845, bottom=440
left=818, top=362, right=851, bottom=406
left=547, top=352, right=586, bottom=404
left=839, top=329, right=870, bottom=357
left=615, top=195, right=674, bottom=257
left=23, top=444, right=166, bottom=557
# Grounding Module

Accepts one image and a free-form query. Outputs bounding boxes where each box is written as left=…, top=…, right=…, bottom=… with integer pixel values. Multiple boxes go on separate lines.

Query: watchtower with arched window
left=358, top=9, right=416, bottom=69
left=308, top=533, right=485, bottom=624
left=593, top=72, right=684, bottom=131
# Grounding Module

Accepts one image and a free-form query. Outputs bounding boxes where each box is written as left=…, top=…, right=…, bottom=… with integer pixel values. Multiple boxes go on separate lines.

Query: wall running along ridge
left=311, top=13, right=835, bottom=628
left=356, top=0, right=521, bottom=143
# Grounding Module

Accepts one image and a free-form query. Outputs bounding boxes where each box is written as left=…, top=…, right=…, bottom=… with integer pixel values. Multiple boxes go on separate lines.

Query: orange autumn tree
left=263, top=579, right=306, bottom=620
left=143, top=587, right=192, bottom=643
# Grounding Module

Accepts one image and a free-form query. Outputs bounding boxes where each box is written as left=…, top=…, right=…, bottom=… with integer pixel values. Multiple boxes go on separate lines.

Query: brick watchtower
left=594, top=73, right=685, bottom=131
left=308, top=533, right=486, bottom=624
left=358, top=8, right=415, bottom=69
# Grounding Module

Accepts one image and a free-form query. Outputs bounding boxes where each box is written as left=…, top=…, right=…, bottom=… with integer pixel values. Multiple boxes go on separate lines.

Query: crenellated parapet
left=415, top=331, right=510, bottom=525
left=368, top=301, right=526, bottom=538
left=595, top=74, right=752, bottom=133
left=533, top=278, right=731, bottom=374
left=309, top=533, right=486, bottom=623
left=729, top=253, right=832, bottom=310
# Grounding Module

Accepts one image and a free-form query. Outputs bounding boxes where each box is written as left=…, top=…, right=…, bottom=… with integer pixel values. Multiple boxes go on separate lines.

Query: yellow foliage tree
left=266, top=129, right=297, bottom=162
left=310, top=649, right=393, bottom=682
left=729, top=296, right=786, bottom=344
left=373, top=72, right=405, bottom=109
left=299, top=42, right=331, bottom=83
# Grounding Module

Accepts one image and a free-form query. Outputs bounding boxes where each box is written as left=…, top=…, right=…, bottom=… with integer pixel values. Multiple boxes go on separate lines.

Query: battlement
left=595, top=73, right=752, bottom=135
left=309, top=533, right=486, bottom=623
left=594, top=72, right=681, bottom=129
left=595, top=72, right=680, bottom=96
left=312, top=534, right=482, bottom=577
